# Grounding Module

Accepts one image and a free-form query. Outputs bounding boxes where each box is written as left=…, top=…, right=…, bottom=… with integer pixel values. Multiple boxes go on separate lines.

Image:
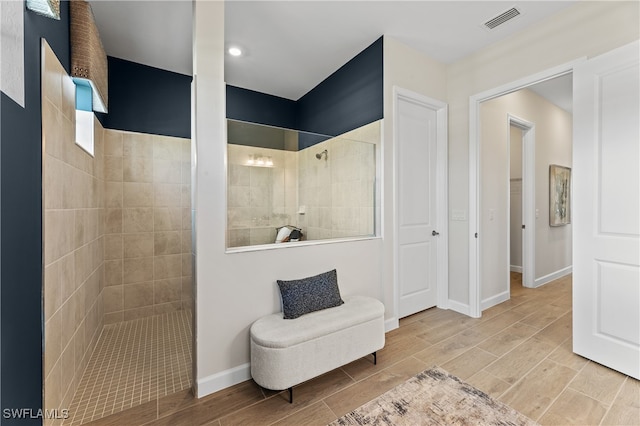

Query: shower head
left=315, top=149, right=328, bottom=160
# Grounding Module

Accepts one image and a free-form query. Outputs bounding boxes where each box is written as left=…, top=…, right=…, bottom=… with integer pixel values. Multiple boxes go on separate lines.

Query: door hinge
left=475, top=232, right=478, bottom=238
left=522, top=224, right=526, bottom=229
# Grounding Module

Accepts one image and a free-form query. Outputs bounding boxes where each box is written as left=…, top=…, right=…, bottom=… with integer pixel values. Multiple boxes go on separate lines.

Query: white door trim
left=468, top=59, right=584, bottom=318
left=393, top=86, right=449, bottom=319
left=508, top=114, right=535, bottom=289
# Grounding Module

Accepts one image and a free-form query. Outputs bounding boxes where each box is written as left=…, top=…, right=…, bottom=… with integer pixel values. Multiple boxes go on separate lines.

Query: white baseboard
left=385, top=317, right=399, bottom=332
left=196, top=362, right=251, bottom=398
left=481, top=291, right=510, bottom=311
left=510, top=265, right=523, bottom=273
left=534, top=265, right=572, bottom=288
left=448, top=300, right=470, bottom=316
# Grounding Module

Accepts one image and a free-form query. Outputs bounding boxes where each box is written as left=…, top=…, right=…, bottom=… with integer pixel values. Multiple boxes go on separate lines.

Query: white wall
left=194, top=2, right=387, bottom=397
left=446, top=1, right=640, bottom=308
left=480, top=89, right=572, bottom=304
left=382, top=37, right=448, bottom=318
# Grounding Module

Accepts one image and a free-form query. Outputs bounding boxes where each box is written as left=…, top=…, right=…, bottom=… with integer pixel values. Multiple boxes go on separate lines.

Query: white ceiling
left=528, top=73, right=573, bottom=113
left=89, top=0, right=576, bottom=101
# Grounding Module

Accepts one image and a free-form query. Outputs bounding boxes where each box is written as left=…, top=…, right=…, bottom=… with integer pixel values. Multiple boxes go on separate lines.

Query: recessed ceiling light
left=228, top=47, right=242, bottom=57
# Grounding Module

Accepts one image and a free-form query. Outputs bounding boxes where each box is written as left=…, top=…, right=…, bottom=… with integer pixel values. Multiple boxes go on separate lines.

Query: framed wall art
left=549, top=164, right=571, bottom=226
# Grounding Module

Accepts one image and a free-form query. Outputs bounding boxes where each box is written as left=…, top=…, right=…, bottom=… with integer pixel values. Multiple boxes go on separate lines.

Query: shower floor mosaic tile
left=64, top=310, right=192, bottom=426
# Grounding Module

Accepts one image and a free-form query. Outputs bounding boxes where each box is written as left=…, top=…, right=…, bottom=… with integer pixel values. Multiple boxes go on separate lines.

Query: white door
left=396, top=95, right=439, bottom=318
left=573, top=40, right=640, bottom=379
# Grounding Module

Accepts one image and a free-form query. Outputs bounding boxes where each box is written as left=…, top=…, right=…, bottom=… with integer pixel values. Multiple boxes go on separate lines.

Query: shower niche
left=227, top=119, right=379, bottom=249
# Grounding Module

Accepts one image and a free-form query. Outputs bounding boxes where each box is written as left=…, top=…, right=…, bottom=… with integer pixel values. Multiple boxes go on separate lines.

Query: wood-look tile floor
left=86, top=274, right=640, bottom=426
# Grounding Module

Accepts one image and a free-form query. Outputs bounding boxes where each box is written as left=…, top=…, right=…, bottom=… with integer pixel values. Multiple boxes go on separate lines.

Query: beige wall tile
left=123, top=306, right=155, bottom=321
left=44, top=310, right=62, bottom=379
left=123, top=156, right=153, bottom=183
left=44, top=261, right=61, bottom=319
left=155, top=231, right=182, bottom=256
left=154, top=278, right=181, bottom=304
left=154, top=254, right=182, bottom=279
left=104, top=286, right=124, bottom=313
left=104, top=311, right=124, bottom=325
left=105, top=209, right=123, bottom=234
left=154, top=183, right=181, bottom=207
left=154, top=301, right=182, bottom=315
left=153, top=136, right=182, bottom=160
left=181, top=230, right=192, bottom=254
left=124, top=282, right=154, bottom=309
left=182, top=208, right=192, bottom=230
left=104, top=130, right=123, bottom=157
left=61, top=74, right=75, bottom=122
left=44, top=155, right=64, bottom=210
left=155, top=207, right=182, bottom=231
left=154, top=159, right=182, bottom=184
left=123, top=257, right=154, bottom=284
left=104, top=259, right=123, bottom=286
left=123, top=207, right=154, bottom=233
left=44, top=209, right=75, bottom=265
left=104, top=156, right=123, bottom=182
left=104, top=234, right=123, bottom=260
left=181, top=276, right=193, bottom=301
left=123, top=182, right=154, bottom=207
left=182, top=253, right=192, bottom=276
left=60, top=297, right=76, bottom=349
left=123, top=132, right=153, bottom=158
left=181, top=184, right=191, bottom=208
left=123, top=233, right=154, bottom=258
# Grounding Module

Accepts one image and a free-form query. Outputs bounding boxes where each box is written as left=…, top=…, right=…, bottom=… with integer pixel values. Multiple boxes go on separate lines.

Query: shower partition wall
left=227, top=120, right=378, bottom=249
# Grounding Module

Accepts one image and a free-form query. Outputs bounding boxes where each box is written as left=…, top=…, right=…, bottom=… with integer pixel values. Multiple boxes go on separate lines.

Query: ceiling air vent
left=484, top=7, right=521, bottom=30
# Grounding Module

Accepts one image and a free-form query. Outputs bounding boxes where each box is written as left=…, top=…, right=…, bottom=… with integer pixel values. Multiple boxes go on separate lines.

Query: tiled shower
left=42, top=43, right=193, bottom=425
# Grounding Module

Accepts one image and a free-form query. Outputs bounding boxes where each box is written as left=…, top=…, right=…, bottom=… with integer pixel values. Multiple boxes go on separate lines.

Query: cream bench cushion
left=250, top=295, right=385, bottom=393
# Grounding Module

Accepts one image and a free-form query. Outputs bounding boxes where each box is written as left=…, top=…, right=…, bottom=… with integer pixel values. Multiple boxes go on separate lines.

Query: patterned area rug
left=330, top=367, right=538, bottom=426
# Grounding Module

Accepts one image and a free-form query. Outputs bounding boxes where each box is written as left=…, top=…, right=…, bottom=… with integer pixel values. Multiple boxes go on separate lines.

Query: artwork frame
left=549, top=164, right=571, bottom=226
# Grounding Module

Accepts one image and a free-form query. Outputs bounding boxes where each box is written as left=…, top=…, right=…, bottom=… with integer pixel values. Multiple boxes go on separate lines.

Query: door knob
left=432, top=230, right=440, bottom=236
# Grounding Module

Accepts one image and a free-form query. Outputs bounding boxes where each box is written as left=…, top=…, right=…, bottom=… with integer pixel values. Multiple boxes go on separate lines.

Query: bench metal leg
left=288, top=387, right=293, bottom=404
left=372, top=351, right=377, bottom=365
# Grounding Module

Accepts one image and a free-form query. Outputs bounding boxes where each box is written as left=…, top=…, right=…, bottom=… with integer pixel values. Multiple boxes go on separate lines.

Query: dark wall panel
left=97, top=57, right=192, bottom=139
left=1, top=2, right=70, bottom=422
left=225, top=37, right=383, bottom=151
left=226, top=85, right=297, bottom=130
left=296, top=37, right=383, bottom=147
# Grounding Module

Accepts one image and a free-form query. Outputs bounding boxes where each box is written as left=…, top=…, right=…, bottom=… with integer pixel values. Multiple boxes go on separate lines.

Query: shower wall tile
left=123, top=207, right=154, bottom=232
left=104, top=130, right=192, bottom=321
left=42, top=41, right=105, bottom=421
left=123, top=156, right=153, bottom=183
left=155, top=207, right=183, bottom=231
left=123, top=257, right=154, bottom=284
left=123, top=182, right=154, bottom=207
left=123, top=233, right=154, bottom=258
left=104, top=234, right=123, bottom=260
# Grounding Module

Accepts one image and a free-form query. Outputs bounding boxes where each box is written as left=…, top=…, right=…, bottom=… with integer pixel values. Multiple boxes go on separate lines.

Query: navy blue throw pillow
left=277, top=269, right=344, bottom=319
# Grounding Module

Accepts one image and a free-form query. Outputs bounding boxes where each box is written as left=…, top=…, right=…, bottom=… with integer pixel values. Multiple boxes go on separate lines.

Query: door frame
left=468, top=60, right=583, bottom=318
left=393, top=86, right=449, bottom=320
left=508, top=114, right=535, bottom=290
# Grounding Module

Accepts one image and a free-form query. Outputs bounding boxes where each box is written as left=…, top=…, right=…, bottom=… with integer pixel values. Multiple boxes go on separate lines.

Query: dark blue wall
left=0, top=2, right=70, bottom=424
left=226, top=85, right=297, bottom=130
left=296, top=37, right=383, bottom=148
left=97, top=57, right=192, bottom=138
left=225, top=37, right=383, bottom=150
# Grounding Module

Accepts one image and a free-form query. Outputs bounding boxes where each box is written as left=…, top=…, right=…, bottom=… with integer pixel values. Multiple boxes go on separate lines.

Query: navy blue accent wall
left=96, top=57, right=192, bottom=139
left=0, top=2, right=70, bottom=423
left=226, top=85, right=297, bottom=130
left=225, top=37, right=383, bottom=150
left=296, top=37, right=383, bottom=148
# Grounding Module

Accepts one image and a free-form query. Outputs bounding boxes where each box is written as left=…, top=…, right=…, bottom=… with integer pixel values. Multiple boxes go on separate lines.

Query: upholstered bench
left=250, top=295, right=385, bottom=402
